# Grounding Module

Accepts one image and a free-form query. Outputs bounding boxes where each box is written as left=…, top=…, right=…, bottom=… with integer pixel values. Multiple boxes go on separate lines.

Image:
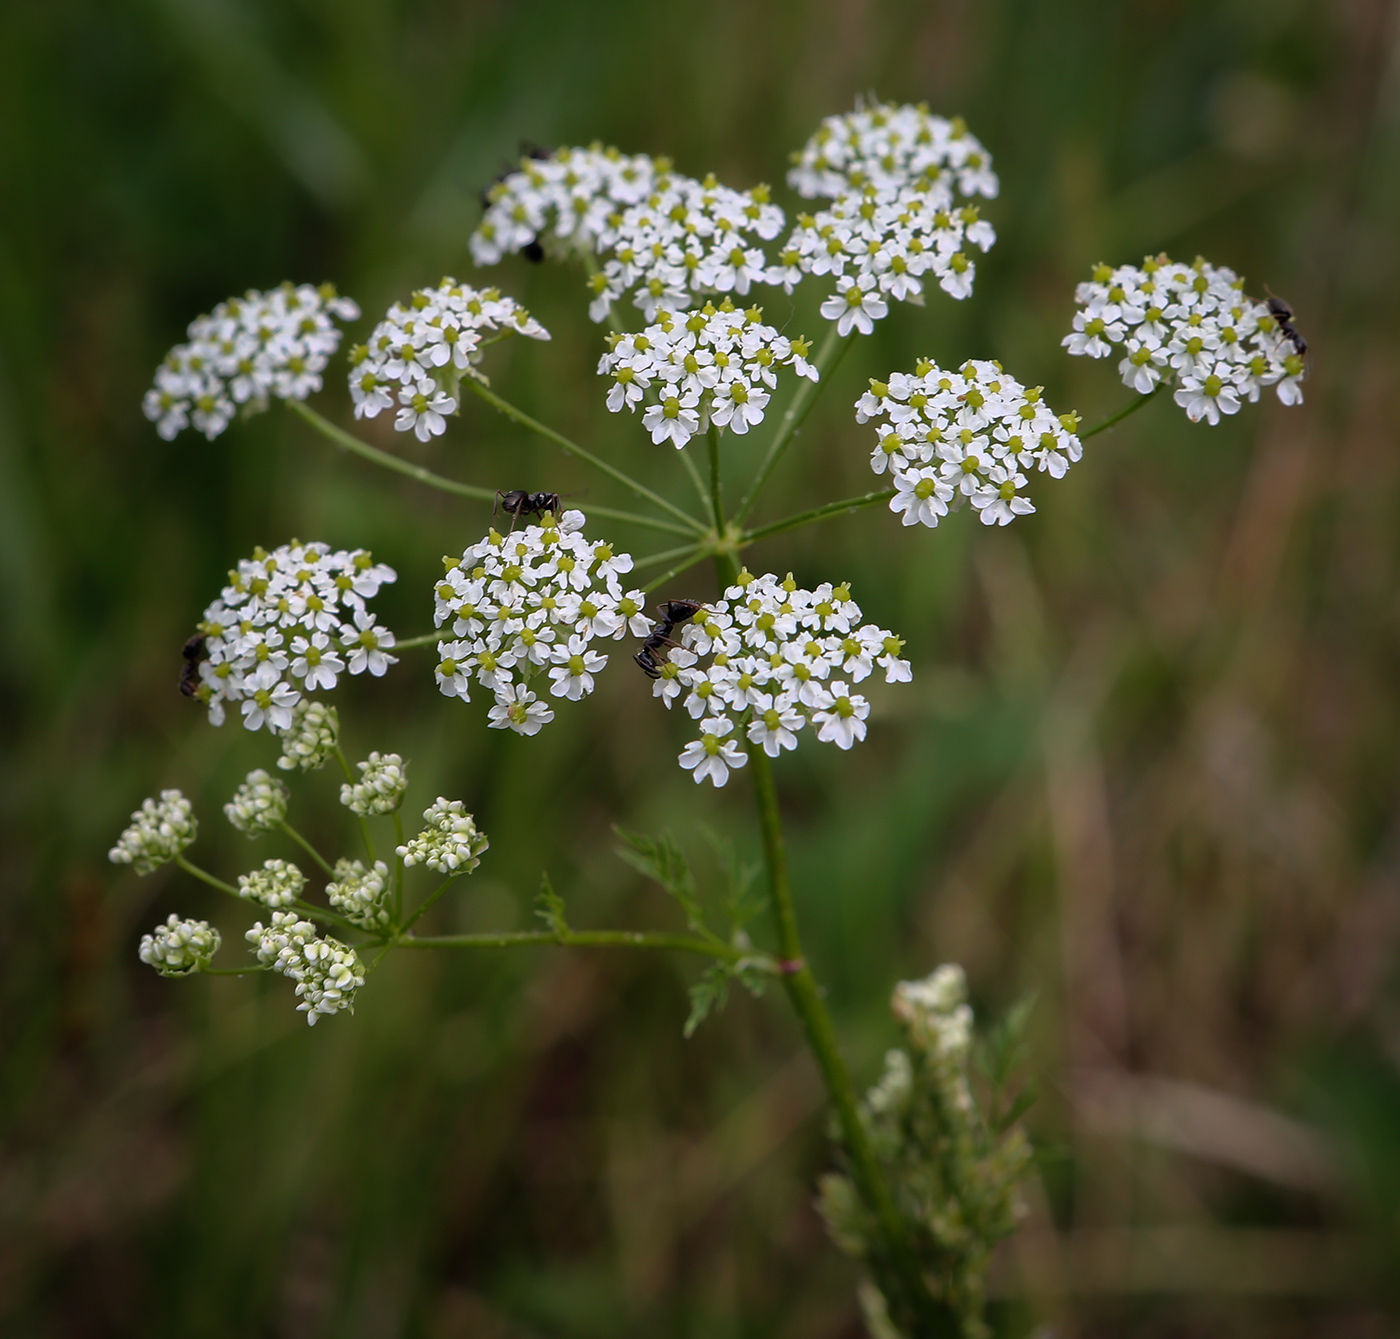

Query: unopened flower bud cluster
left=655, top=570, right=912, bottom=788
left=340, top=752, right=408, bottom=815
left=433, top=509, right=650, bottom=735
left=470, top=143, right=660, bottom=266
left=237, top=857, right=306, bottom=909
left=397, top=798, right=489, bottom=874
left=143, top=283, right=359, bottom=441
left=348, top=279, right=550, bottom=441
left=277, top=700, right=339, bottom=771
left=193, top=541, right=396, bottom=734
left=1063, top=255, right=1306, bottom=423
left=857, top=358, right=1083, bottom=529
left=598, top=302, right=818, bottom=448
left=224, top=768, right=289, bottom=835
left=109, top=790, right=197, bottom=874
left=326, top=858, right=392, bottom=930
left=247, top=913, right=366, bottom=1025
left=139, top=914, right=221, bottom=976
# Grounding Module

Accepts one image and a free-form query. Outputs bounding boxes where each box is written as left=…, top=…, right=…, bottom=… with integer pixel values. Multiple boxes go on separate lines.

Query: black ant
left=481, top=142, right=552, bottom=262
left=178, top=633, right=207, bottom=698
left=1265, top=292, right=1308, bottom=357
left=495, top=490, right=562, bottom=532
left=634, top=599, right=706, bottom=679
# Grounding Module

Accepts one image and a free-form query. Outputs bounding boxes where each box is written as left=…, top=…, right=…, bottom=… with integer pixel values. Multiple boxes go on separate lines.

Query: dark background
left=3, top=0, right=1400, bottom=1334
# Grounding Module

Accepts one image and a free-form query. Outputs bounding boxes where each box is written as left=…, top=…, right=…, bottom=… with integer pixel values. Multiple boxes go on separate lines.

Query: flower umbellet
left=116, top=97, right=1308, bottom=1338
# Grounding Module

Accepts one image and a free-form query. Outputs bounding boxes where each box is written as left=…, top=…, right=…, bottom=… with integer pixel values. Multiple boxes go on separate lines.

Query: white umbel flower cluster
left=586, top=172, right=785, bottom=322
left=433, top=509, right=650, bottom=734
left=246, top=912, right=366, bottom=1025
left=326, top=858, right=392, bottom=930
left=276, top=700, right=339, bottom=771
left=237, top=858, right=306, bottom=909
left=397, top=798, right=489, bottom=874
left=653, top=570, right=912, bottom=787
left=143, top=283, right=359, bottom=441
left=892, top=964, right=975, bottom=1073
left=773, top=101, right=999, bottom=330
left=857, top=358, right=1083, bottom=529
left=193, top=541, right=397, bottom=734
left=788, top=101, right=999, bottom=202
left=224, top=768, right=289, bottom=835
left=339, top=752, right=408, bottom=816
left=1063, top=255, right=1307, bottom=422
left=139, top=915, right=221, bottom=977
left=470, top=143, right=660, bottom=266
left=597, top=301, right=818, bottom=449
left=109, top=790, right=197, bottom=875
left=348, top=278, right=550, bottom=441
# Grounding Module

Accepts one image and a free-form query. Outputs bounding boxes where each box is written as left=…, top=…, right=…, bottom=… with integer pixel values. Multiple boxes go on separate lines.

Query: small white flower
left=237, top=858, right=306, bottom=909
left=822, top=273, right=889, bottom=336
left=397, top=798, right=489, bottom=873
left=487, top=684, right=555, bottom=735
left=340, top=752, right=408, bottom=815
left=224, top=768, right=289, bottom=835
left=679, top=716, right=749, bottom=787
left=325, top=857, right=392, bottom=929
left=110, top=789, right=197, bottom=874
left=140, top=915, right=221, bottom=976
left=812, top=682, right=870, bottom=749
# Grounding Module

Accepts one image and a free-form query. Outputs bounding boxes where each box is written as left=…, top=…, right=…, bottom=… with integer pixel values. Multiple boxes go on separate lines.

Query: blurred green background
left=3, top=0, right=1399, bottom=1334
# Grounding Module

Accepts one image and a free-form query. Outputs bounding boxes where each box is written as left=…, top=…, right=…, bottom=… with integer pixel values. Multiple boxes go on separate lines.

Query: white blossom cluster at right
left=652, top=570, right=912, bottom=788
left=1064, top=255, right=1306, bottom=423
left=192, top=540, right=397, bottom=733
left=857, top=358, right=1083, bottom=528
left=143, top=283, right=359, bottom=441
left=433, top=509, right=651, bottom=736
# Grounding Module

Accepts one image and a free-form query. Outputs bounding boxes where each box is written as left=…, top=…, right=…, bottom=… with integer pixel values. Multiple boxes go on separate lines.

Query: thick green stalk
left=732, top=325, right=854, bottom=524
left=463, top=378, right=706, bottom=532
left=1078, top=383, right=1162, bottom=439
left=288, top=400, right=694, bottom=536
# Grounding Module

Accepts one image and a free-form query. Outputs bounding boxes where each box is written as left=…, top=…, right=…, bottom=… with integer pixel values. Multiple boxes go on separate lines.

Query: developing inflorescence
left=857, top=358, right=1083, bottom=529
left=139, top=915, right=222, bottom=977
left=340, top=752, right=408, bottom=816
left=224, top=768, right=289, bottom=835
left=349, top=278, right=549, bottom=441
left=326, top=858, right=392, bottom=930
left=192, top=541, right=397, bottom=734
left=144, top=283, right=359, bottom=441
left=397, top=799, right=489, bottom=874
left=1064, top=255, right=1306, bottom=423
left=277, top=700, right=339, bottom=771
left=109, top=790, right=197, bottom=875
left=433, top=509, right=650, bottom=735
left=597, top=302, right=818, bottom=449
left=247, top=913, right=366, bottom=1025
left=651, top=570, right=912, bottom=787
left=470, top=144, right=660, bottom=266
left=237, top=858, right=306, bottom=910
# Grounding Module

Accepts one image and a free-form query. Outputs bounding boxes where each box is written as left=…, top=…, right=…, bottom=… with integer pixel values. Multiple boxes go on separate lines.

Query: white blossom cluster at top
left=651, top=570, right=912, bottom=788
left=144, top=283, right=359, bottom=441
left=432, top=509, right=651, bottom=736
left=856, top=358, right=1084, bottom=529
left=597, top=301, right=818, bottom=449
left=348, top=279, right=550, bottom=441
left=193, top=541, right=398, bottom=734
left=1064, top=255, right=1306, bottom=424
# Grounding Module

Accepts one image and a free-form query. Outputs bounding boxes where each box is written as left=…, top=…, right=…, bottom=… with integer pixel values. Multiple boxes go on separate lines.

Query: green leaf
left=684, top=962, right=730, bottom=1037
left=613, top=825, right=705, bottom=932
left=700, top=824, right=763, bottom=931
left=534, top=872, right=568, bottom=937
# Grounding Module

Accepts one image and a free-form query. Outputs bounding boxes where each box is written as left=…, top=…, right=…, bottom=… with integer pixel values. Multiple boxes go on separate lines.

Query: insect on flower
left=494, top=489, right=563, bottom=532
left=1266, top=293, right=1309, bottom=357
left=634, top=598, right=706, bottom=678
left=179, top=633, right=207, bottom=698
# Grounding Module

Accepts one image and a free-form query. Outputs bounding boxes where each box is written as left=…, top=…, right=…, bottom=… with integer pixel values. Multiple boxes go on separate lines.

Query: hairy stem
left=732, top=326, right=854, bottom=524
left=1079, top=383, right=1162, bottom=439
left=463, top=378, right=706, bottom=532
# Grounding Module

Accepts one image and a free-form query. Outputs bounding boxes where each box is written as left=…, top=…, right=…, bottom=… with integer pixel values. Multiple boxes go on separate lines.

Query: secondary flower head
left=246, top=912, right=366, bottom=1025
left=597, top=301, right=818, bottom=449
left=433, top=509, right=650, bottom=734
left=470, top=143, right=661, bottom=266
left=276, top=700, right=339, bottom=771
left=190, top=540, right=397, bottom=735
left=397, top=798, right=489, bottom=874
left=109, top=790, right=197, bottom=874
left=857, top=358, right=1083, bottom=529
left=224, top=768, right=289, bottom=835
left=143, top=282, right=358, bottom=441
left=340, top=752, right=408, bottom=816
left=325, top=858, right=392, bottom=930
left=139, top=915, right=221, bottom=977
left=1063, top=254, right=1307, bottom=417
left=653, top=570, right=912, bottom=786
left=349, top=278, right=549, bottom=439
left=237, top=857, right=306, bottom=909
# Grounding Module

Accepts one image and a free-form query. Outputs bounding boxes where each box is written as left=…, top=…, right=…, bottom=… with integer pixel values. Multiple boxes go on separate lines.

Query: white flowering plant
left=115, top=97, right=1305, bottom=1337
